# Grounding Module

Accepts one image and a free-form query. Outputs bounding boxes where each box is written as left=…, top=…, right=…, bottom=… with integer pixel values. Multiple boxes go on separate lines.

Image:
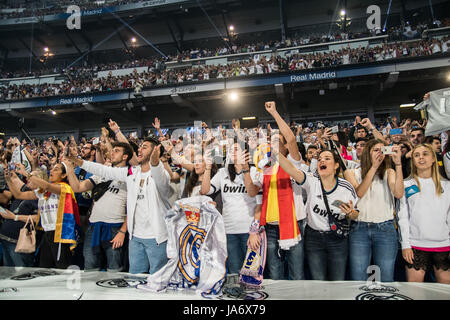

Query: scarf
left=261, top=163, right=301, bottom=250
left=239, top=229, right=267, bottom=289
left=37, top=182, right=81, bottom=251
left=254, top=144, right=301, bottom=250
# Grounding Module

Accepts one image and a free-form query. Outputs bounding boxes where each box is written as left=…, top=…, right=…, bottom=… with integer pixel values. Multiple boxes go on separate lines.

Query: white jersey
left=35, top=190, right=59, bottom=232
left=208, top=166, right=258, bottom=234
left=299, top=172, right=358, bottom=232
left=133, top=171, right=155, bottom=239
left=88, top=176, right=127, bottom=224
left=398, top=177, right=450, bottom=249
left=140, top=196, right=227, bottom=298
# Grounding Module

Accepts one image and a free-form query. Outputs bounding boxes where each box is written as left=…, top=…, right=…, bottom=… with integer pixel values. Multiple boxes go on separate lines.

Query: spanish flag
left=255, top=144, right=301, bottom=250
left=37, top=183, right=81, bottom=251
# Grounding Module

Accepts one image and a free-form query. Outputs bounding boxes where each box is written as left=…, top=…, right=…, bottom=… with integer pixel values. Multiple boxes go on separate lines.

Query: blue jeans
left=1, top=240, right=34, bottom=267
left=265, top=220, right=305, bottom=280
left=226, top=233, right=249, bottom=274
left=83, top=225, right=125, bottom=272
left=128, top=236, right=167, bottom=274
left=349, top=220, right=398, bottom=282
left=304, top=225, right=348, bottom=281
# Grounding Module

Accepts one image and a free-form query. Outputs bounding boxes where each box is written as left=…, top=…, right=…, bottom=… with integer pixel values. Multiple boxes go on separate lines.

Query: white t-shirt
left=35, top=190, right=59, bottom=232
left=252, top=154, right=306, bottom=222
left=299, top=172, right=358, bottom=232
left=133, top=171, right=155, bottom=239
left=208, top=167, right=258, bottom=234
left=398, top=177, right=450, bottom=249
left=88, top=176, right=127, bottom=224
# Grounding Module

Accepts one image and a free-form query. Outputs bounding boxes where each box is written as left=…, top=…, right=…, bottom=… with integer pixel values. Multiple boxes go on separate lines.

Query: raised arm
left=265, top=101, right=301, bottom=161
left=361, top=118, right=385, bottom=142
left=277, top=153, right=305, bottom=184
left=166, top=141, right=194, bottom=172
left=238, top=149, right=260, bottom=197
left=200, top=163, right=213, bottom=196
left=4, top=168, right=37, bottom=201
left=62, top=157, right=94, bottom=193
left=67, top=148, right=129, bottom=182
left=108, top=119, right=139, bottom=166
left=152, top=117, right=165, bottom=139
left=387, top=145, right=404, bottom=199
left=16, top=163, right=62, bottom=195
left=353, top=152, right=384, bottom=198
left=150, top=145, right=171, bottom=196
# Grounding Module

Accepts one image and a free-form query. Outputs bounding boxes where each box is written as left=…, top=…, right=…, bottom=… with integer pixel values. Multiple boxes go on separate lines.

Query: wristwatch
left=241, top=169, right=249, bottom=174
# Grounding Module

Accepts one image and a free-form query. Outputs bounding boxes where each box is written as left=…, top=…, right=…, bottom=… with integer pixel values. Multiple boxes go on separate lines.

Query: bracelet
left=241, top=169, right=249, bottom=174
left=118, top=230, right=126, bottom=234
left=114, top=129, right=120, bottom=134
left=249, top=220, right=260, bottom=234
left=14, top=215, right=19, bottom=221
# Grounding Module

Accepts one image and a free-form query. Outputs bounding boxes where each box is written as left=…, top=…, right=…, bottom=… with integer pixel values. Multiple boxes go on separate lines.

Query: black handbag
left=319, top=178, right=351, bottom=239
left=91, top=180, right=113, bottom=202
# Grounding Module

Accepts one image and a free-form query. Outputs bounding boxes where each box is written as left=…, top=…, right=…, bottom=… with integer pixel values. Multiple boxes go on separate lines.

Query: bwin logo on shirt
left=313, top=204, right=339, bottom=219
left=223, top=184, right=247, bottom=193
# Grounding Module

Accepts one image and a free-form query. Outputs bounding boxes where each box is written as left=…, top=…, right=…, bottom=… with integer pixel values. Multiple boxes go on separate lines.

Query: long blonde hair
left=409, top=143, right=442, bottom=196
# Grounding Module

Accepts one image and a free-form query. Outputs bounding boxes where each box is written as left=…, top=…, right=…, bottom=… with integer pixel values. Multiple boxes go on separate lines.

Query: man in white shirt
left=64, top=142, right=133, bottom=272
left=67, top=137, right=171, bottom=274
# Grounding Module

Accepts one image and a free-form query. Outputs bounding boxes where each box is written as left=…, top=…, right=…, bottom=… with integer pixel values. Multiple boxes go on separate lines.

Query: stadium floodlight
left=228, top=91, right=239, bottom=102
left=50, top=109, right=56, bottom=115
left=340, top=9, right=346, bottom=16
left=229, top=25, right=234, bottom=31
left=131, top=37, right=137, bottom=43
left=44, top=47, right=49, bottom=52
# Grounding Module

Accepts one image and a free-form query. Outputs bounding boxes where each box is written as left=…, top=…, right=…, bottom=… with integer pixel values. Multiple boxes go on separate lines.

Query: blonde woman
left=398, top=144, right=450, bottom=284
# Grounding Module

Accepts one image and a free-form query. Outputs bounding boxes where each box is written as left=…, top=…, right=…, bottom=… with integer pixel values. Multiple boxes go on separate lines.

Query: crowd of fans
left=1, top=34, right=449, bottom=101
left=0, top=95, right=448, bottom=285
left=0, top=0, right=143, bottom=20
left=3, top=15, right=446, bottom=80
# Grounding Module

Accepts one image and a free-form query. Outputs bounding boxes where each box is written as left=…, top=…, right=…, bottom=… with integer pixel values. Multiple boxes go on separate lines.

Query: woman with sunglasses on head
left=4, top=162, right=80, bottom=269
left=398, top=144, right=450, bottom=284
left=276, top=148, right=358, bottom=281
left=343, top=139, right=404, bottom=282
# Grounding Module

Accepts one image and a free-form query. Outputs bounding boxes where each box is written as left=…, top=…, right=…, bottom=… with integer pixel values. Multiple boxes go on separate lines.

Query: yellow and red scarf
left=255, top=145, right=301, bottom=249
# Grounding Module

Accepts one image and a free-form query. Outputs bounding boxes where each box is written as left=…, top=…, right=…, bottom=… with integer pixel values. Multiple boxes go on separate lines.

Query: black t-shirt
left=0, top=198, right=38, bottom=242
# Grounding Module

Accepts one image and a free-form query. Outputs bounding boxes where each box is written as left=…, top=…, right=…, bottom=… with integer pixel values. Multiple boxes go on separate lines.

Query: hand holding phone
left=330, top=125, right=339, bottom=134
left=382, top=146, right=395, bottom=155
left=331, top=200, right=345, bottom=208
